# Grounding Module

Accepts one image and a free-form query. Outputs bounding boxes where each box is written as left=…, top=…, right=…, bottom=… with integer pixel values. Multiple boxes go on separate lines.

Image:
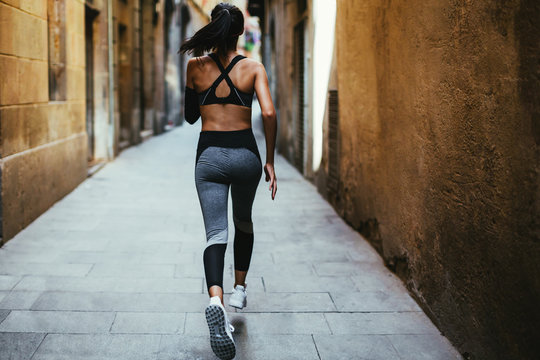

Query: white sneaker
left=205, top=296, right=235, bottom=360
left=229, top=284, right=247, bottom=309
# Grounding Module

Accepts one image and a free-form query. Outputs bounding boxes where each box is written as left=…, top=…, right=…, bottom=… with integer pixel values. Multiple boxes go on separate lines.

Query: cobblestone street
left=0, top=117, right=461, bottom=359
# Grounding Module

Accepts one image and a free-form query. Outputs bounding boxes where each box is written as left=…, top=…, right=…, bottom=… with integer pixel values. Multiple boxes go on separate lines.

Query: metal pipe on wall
left=107, top=0, right=115, bottom=159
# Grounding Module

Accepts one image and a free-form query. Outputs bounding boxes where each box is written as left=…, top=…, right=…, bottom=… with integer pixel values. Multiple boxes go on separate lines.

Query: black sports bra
left=196, top=53, right=254, bottom=108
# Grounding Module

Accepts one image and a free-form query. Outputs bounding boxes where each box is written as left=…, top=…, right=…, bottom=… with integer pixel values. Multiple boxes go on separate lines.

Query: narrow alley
left=1, top=1, right=538, bottom=359
left=0, top=114, right=460, bottom=359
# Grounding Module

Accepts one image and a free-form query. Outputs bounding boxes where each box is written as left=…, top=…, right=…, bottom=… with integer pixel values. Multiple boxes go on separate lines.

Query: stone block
left=0, top=106, right=24, bottom=156
left=87, top=263, right=176, bottom=278
left=0, top=332, right=46, bottom=360
left=65, top=0, right=85, bottom=36
left=0, top=101, right=84, bottom=155
left=313, top=335, right=400, bottom=360
left=0, top=55, right=18, bottom=105
left=324, top=312, right=440, bottom=335
left=313, top=260, right=380, bottom=276
left=0, top=2, right=47, bottom=59
left=110, top=312, right=185, bottom=334
left=31, top=333, right=162, bottom=360
left=350, top=271, right=408, bottom=292
left=0, top=291, right=43, bottom=309
left=387, top=334, right=463, bottom=360
left=156, top=335, right=220, bottom=360
left=13, top=275, right=204, bottom=294
left=329, top=290, right=422, bottom=312
left=1, top=0, right=47, bottom=18
left=237, top=261, right=316, bottom=277
left=68, top=32, right=85, bottom=67
left=0, top=309, right=9, bottom=323
left=31, top=291, right=208, bottom=312
left=18, top=58, right=48, bottom=103
left=0, top=104, right=48, bottom=157
left=158, top=334, right=320, bottom=360
left=0, top=310, right=115, bottom=333
left=263, top=274, right=355, bottom=293
left=0, top=262, right=92, bottom=277
left=0, top=275, right=21, bottom=291
left=66, top=67, right=85, bottom=100
left=1, top=134, right=87, bottom=241
left=313, top=334, right=400, bottom=360
left=185, top=312, right=331, bottom=335
left=68, top=101, right=86, bottom=134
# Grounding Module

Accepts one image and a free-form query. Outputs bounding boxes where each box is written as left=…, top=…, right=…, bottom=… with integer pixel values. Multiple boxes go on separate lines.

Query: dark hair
left=178, top=3, right=244, bottom=57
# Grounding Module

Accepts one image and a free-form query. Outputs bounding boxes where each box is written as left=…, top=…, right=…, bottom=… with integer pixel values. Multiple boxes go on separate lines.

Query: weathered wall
left=0, top=0, right=87, bottom=242
left=264, top=0, right=304, bottom=167
left=335, top=1, right=539, bottom=359
left=87, top=0, right=114, bottom=162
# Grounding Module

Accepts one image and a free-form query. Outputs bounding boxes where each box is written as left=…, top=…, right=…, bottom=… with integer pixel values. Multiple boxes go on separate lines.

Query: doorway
left=293, top=19, right=306, bottom=173
left=85, top=4, right=99, bottom=162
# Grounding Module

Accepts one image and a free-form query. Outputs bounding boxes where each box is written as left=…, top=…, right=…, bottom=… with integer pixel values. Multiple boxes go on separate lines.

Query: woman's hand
left=264, top=163, right=277, bottom=200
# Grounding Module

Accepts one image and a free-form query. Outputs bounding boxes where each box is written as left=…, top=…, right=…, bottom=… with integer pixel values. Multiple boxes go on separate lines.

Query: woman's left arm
left=184, top=58, right=200, bottom=124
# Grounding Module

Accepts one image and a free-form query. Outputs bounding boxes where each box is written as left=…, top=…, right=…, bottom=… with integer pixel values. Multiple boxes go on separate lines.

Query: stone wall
left=264, top=0, right=308, bottom=171
left=335, top=1, right=539, bottom=359
left=0, top=0, right=87, bottom=242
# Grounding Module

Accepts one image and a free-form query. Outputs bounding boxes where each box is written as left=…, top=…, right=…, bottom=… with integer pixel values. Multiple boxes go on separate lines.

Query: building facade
left=260, top=0, right=539, bottom=359
left=0, top=0, right=189, bottom=243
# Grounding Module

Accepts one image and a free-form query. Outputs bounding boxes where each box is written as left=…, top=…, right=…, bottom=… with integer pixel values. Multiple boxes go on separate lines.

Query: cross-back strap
left=208, top=53, right=245, bottom=89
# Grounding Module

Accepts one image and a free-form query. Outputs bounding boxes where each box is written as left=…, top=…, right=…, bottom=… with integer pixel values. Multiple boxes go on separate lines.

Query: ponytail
left=178, top=4, right=243, bottom=58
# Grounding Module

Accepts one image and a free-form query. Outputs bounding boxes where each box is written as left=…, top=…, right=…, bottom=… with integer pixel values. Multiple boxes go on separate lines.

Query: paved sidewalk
left=0, top=116, right=461, bottom=359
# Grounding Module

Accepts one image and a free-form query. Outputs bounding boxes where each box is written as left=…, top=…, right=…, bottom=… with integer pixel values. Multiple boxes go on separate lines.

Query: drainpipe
left=107, top=0, right=115, bottom=160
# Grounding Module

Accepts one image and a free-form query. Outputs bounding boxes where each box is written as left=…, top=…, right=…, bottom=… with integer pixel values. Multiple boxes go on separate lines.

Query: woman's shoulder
left=236, top=57, right=265, bottom=75
left=187, top=55, right=213, bottom=70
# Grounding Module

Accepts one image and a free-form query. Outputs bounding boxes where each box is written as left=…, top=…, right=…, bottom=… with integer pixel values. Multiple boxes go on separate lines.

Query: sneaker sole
left=228, top=298, right=247, bottom=309
left=205, top=304, right=236, bottom=360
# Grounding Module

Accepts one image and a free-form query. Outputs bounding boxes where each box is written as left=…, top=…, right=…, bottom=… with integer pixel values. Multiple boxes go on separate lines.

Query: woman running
left=178, top=3, right=277, bottom=359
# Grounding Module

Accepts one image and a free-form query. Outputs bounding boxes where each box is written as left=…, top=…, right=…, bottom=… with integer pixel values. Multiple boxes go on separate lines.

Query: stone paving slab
left=324, top=312, right=440, bottom=335
left=329, top=290, right=423, bottom=312
left=0, top=291, right=43, bottom=310
left=0, top=332, right=45, bottom=360
left=110, top=312, right=185, bottom=334
left=262, top=274, right=356, bottom=293
left=12, top=276, right=203, bottom=293
left=186, top=312, right=332, bottom=335
left=0, top=275, right=21, bottom=290
left=313, top=334, right=400, bottom=359
left=0, top=115, right=461, bottom=359
left=30, top=333, right=162, bottom=360
left=0, top=310, right=115, bottom=333
left=30, top=292, right=209, bottom=312
left=387, top=334, right=463, bottom=360
left=0, top=310, right=10, bottom=324
left=0, top=262, right=93, bottom=277
left=157, top=334, right=320, bottom=360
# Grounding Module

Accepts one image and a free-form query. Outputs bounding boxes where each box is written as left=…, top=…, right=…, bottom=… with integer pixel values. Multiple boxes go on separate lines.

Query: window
left=327, top=90, right=340, bottom=194
left=297, top=0, right=307, bottom=14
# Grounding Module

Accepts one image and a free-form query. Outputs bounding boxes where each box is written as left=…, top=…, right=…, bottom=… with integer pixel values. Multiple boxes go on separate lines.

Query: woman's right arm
left=254, top=62, right=277, bottom=200
left=184, top=58, right=200, bottom=124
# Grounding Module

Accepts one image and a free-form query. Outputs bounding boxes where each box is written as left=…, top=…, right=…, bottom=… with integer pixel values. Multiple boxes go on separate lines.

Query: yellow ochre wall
left=0, top=0, right=87, bottom=242
left=335, top=1, right=539, bottom=359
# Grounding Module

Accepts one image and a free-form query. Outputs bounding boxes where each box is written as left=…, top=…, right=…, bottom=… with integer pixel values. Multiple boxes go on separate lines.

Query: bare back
left=186, top=54, right=260, bottom=131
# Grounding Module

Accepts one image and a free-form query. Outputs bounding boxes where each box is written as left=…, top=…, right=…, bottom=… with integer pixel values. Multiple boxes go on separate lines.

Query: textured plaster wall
left=266, top=0, right=297, bottom=165
left=335, top=1, right=539, bottom=359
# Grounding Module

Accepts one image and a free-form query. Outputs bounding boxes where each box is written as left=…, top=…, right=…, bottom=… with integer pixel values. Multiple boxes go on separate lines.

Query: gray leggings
left=195, top=130, right=262, bottom=292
